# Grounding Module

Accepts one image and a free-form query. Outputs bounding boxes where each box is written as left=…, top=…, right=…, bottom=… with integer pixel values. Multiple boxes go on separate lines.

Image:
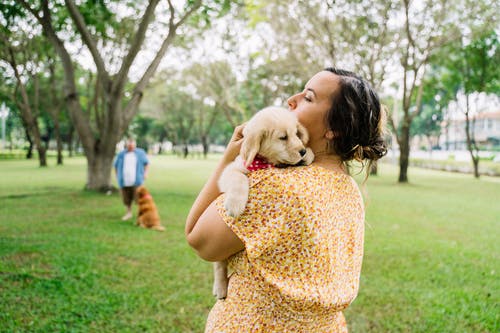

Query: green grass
left=0, top=156, right=498, bottom=332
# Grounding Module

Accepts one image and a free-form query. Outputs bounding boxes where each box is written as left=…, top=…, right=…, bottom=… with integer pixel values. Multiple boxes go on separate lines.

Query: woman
left=185, top=68, right=387, bottom=332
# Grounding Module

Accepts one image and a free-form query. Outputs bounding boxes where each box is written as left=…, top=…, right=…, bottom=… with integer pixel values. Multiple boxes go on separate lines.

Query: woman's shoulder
left=248, top=164, right=352, bottom=190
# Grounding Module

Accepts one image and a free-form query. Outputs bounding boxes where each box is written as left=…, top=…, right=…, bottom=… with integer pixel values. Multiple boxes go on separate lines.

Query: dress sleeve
left=215, top=171, right=304, bottom=259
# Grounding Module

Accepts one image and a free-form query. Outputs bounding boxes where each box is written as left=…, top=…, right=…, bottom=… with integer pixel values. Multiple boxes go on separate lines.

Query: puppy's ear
left=241, top=129, right=265, bottom=167
left=297, top=123, right=309, bottom=145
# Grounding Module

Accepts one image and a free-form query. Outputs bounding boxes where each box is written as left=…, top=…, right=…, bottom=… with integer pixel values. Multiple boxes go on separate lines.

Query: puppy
left=213, top=106, right=314, bottom=299
left=136, top=186, right=165, bottom=232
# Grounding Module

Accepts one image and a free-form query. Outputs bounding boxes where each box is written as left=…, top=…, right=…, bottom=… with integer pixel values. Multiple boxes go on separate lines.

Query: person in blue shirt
left=113, top=138, right=149, bottom=220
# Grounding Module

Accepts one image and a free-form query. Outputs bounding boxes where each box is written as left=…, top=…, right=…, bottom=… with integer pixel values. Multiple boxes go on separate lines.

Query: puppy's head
left=136, top=186, right=149, bottom=198
left=241, top=107, right=310, bottom=167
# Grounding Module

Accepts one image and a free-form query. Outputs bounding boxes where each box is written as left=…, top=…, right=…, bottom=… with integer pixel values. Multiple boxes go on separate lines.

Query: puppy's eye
left=279, top=135, right=288, bottom=141
left=296, top=130, right=302, bottom=138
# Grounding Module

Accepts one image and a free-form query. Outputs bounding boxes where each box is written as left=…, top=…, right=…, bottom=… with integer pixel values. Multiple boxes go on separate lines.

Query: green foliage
left=437, top=30, right=500, bottom=95
left=0, top=2, right=27, bottom=29
left=463, top=31, right=500, bottom=94
left=77, top=0, right=115, bottom=36
left=410, top=65, right=456, bottom=139
left=185, top=0, right=243, bottom=30
left=410, top=106, right=443, bottom=139
left=140, top=82, right=199, bottom=145
left=128, top=115, right=164, bottom=151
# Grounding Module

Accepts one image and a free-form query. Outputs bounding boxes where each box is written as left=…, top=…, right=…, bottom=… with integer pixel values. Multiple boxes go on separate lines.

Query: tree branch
left=410, top=71, right=426, bottom=122
left=21, top=0, right=96, bottom=155
left=48, top=57, right=62, bottom=116
left=122, top=0, right=202, bottom=124
left=171, top=0, right=201, bottom=30
left=64, top=0, right=110, bottom=86
left=12, top=83, right=24, bottom=112
left=112, top=0, right=161, bottom=96
left=17, top=0, right=42, bottom=21
left=387, top=109, right=401, bottom=148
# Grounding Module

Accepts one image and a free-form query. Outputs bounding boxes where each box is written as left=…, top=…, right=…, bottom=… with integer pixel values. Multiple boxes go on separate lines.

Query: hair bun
left=364, top=137, right=388, bottom=161
left=351, top=141, right=387, bottom=162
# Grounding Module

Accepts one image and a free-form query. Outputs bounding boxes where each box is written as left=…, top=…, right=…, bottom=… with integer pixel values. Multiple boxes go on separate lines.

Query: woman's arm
left=185, top=125, right=246, bottom=262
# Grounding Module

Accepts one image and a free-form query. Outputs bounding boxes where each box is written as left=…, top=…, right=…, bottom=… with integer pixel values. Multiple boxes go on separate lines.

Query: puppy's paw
left=213, top=278, right=228, bottom=299
left=224, top=195, right=247, bottom=217
left=303, top=147, right=315, bottom=165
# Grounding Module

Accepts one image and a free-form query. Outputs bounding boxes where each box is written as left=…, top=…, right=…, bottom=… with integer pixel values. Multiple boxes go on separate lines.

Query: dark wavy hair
left=324, top=67, right=388, bottom=168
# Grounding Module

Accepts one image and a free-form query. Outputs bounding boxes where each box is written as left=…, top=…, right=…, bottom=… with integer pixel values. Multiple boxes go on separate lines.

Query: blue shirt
left=113, top=148, right=149, bottom=188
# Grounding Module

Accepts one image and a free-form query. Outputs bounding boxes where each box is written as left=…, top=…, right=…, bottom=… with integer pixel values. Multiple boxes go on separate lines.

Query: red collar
left=246, top=156, right=274, bottom=171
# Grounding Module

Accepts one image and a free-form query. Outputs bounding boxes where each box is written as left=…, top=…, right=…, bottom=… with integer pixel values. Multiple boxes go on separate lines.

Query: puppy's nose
left=299, top=149, right=307, bottom=157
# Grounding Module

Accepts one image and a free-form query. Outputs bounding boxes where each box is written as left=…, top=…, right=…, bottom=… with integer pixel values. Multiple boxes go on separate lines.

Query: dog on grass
left=136, top=186, right=165, bottom=232
left=213, top=106, right=315, bottom=299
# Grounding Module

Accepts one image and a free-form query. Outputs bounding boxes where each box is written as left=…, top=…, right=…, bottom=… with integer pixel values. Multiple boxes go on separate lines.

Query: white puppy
left=213, top=106, right=314, bottom=299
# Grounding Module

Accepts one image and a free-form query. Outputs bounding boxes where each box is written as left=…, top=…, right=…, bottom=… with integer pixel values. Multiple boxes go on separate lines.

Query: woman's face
left=287, top=71, right=339, bottom=148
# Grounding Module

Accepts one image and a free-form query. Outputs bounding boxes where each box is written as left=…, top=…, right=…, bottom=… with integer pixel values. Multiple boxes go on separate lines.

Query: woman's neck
left=311, top=150, right=346, bottom=174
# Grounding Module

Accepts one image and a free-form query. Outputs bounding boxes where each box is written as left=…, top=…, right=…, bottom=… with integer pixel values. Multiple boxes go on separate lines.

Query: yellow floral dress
left=206, top=164, right=365, bottom=333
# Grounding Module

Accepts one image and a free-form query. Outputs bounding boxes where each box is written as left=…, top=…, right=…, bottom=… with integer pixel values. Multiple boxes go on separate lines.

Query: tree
left=386, top=0, right=467, bottom=183
left=453, top=32, right=499, bottom=178
left=45, top=55, right=66, bottom=165
left=410, top=65, right=458, bottom=154
left=10, top=0, right=235, bottom=190
left=184, top=61, right=239, bottom=131
left=0, top=29, right=48, bottom=166
left=141, top=80, right=198, bottom=156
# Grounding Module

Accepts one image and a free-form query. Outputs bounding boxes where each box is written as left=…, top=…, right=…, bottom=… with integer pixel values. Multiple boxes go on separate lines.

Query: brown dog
left=135, top=186, right=165, bottom=232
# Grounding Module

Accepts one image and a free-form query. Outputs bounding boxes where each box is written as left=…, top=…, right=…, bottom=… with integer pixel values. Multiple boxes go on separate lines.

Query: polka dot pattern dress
left=206, top=165, right=365, bottom=332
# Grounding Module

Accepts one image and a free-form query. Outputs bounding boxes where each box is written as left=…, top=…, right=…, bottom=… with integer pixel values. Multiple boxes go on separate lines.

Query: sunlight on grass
left=0, top=156, right=498, bottom=332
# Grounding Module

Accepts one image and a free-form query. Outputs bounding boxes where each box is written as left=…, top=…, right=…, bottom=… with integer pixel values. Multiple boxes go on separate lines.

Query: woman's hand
left=221, top=123, right=246, bottom=164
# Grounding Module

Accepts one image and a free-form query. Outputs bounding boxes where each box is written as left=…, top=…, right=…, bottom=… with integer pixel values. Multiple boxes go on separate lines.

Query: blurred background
left=0, top=0, right=498, bottom=186
left=0, top=1, right=499, bottom=332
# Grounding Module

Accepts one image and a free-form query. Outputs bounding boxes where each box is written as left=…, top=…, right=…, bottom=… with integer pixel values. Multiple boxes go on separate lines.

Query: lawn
left=0, top=155, right=498, bottom=332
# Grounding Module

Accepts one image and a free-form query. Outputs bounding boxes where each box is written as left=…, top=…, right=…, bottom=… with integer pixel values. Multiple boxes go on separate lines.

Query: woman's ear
left=241, top=129, right=265, bottom=167
left=297, top=123, right=309, bottom=145
left=325, top=130, right=335, bottom=140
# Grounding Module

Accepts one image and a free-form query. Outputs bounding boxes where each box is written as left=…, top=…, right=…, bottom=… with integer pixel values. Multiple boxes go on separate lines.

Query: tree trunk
left=6, top=46, right=46, bottom=166
left=85, top=150, right=115, bottom=191
left=30, top=119, right=47, bottom=167
left=25, top=128, right=34, bottom=159
left=472, top=157, right=479, bottom=178
left=464, top=94, right=480, bottom=179
left=201, top=135, right=209, bottom=158
left=18, top=103, right=47, bottom=167
left=36, top=143, right=47, bottom=167
left=75, top=136, right=81, bottom=155
left=54, top=118, right=63, bottom=165
left=398, top=123, right=410, bottom=183
left=68, top=124, right=74, bottom=157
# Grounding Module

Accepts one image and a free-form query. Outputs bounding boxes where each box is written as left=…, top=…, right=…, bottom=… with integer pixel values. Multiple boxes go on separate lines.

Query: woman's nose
left=287, top=95, right=297, bottom=110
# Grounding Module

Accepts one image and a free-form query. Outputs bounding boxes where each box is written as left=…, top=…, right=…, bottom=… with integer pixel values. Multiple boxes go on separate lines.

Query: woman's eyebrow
left=306, top=88, right=316, bottom=96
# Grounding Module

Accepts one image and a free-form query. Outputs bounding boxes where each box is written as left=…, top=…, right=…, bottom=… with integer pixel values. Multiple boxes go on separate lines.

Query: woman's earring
left=325, top=131, right=335, bottom=140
